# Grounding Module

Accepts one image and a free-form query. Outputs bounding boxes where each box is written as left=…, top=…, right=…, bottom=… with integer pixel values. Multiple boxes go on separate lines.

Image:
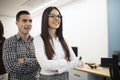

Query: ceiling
left=0, top=0, right=76, bottom=17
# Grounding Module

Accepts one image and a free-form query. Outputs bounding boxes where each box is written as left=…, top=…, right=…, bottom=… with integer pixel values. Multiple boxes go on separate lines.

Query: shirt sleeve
left=64, top=38, right=79, bottom=72
left=57, top=40, right=79, bottom=73
left=33, top=35, right=68, bottom=71
left=2, top=39, right=39, bottom=74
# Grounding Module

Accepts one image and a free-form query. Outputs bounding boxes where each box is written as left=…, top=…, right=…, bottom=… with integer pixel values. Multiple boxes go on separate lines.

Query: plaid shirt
left=3, top=34, right=40, bottom=80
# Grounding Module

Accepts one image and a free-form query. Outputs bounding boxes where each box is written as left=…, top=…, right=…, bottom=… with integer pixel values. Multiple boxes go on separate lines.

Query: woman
left=34, top=6, right=79, bottom=80
left=0, top=20, right=7, bottom=80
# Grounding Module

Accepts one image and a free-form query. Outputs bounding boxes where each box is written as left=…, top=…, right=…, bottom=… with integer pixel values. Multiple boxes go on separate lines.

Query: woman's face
left=48, top=9, right=61, bottom=30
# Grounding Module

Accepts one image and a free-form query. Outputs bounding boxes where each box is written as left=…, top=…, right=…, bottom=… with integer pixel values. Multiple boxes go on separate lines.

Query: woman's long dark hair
left=0, top=20, right=4, bottom=39
left=41, top=6, right=70, bottom=61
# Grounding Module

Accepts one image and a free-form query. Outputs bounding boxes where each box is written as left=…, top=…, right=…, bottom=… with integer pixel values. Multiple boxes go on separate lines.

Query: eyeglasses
left=22, top=19, right=32, bottom=23
left=48, top=14, right=62, bottom=19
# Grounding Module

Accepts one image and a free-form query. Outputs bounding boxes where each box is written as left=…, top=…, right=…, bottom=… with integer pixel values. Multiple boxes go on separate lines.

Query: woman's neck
left=48, top=28, right=57, bottom=39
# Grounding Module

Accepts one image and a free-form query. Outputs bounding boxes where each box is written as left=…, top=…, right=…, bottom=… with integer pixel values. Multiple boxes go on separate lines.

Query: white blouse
left=33, top=35, right=79, bottom=75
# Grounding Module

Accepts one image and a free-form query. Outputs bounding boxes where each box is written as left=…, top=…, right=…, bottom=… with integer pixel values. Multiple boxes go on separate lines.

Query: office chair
left=109, top=51, right=120, bottom=80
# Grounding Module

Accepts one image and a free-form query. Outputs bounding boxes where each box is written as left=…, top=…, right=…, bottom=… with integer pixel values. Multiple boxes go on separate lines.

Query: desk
left=75, top=65, right=110, bottom=80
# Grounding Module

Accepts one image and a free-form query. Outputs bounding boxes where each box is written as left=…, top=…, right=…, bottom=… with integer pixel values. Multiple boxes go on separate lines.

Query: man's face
left=16, top=14, right=32, bottom=35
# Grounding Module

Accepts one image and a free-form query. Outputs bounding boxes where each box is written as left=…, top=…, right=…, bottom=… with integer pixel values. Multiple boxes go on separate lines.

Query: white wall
left=0, top=0, right=108, bottom=64
left=30, top=15, right=41, bottom=36
left=0, top=16, right=17, bottom=38
left=60, top=0, right=108, bottom=64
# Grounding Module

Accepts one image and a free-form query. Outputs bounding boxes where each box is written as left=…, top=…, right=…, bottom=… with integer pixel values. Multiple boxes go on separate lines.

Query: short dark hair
left=0, top=20, right=4, bottom=37
left=16, top=10, right=30, bottom=21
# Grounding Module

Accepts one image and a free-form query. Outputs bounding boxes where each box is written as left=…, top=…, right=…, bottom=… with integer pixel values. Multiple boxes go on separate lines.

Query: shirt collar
left=52, top=36, right=59, bottom=41
left=16, top=34, right=33, bottom=42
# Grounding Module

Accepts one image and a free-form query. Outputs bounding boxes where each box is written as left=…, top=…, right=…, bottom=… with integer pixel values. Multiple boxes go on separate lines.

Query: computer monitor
left=101, top=58, right=113, bottom=67
left=72, top=47, right=78, bottom=57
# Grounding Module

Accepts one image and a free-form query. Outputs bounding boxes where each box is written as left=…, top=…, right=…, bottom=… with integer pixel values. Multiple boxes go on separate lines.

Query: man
left=3, top=10, right=40, bottom=80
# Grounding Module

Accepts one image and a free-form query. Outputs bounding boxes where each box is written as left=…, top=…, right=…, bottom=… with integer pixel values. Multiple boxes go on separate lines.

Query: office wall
left=0, top=16, right=17, bottom=38
left=60, top=0, right=108, bottom=64
left=0, top=0, right=108, bottom=64
left=108, top=0, right=120, bottom=57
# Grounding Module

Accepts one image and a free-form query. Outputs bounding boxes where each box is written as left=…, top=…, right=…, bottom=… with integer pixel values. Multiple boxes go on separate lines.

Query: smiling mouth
left=53, top=22, right=60, bottom=25
left=24, top=28, right=30, bottom=29
left=24, top=28, right=31, bottom=31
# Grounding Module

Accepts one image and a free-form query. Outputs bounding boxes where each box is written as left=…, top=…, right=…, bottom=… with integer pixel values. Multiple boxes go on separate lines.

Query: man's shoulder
left=5, top=35, right=17, bottom=44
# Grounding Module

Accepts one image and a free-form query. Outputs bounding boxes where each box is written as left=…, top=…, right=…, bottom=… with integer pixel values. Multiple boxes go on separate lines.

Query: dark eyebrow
left=22, top=19, right=32, bottom=23
left=49, top=14, right=60, bottom=16
left=48, top=14, right=62, bottom=18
